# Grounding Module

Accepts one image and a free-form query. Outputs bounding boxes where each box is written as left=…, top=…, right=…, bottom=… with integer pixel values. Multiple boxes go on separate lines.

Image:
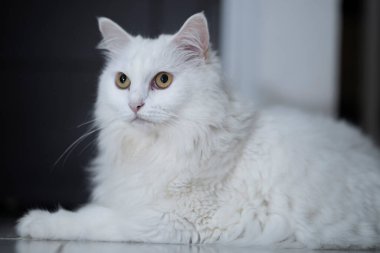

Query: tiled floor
left=0, top=219, right=379, bottom=253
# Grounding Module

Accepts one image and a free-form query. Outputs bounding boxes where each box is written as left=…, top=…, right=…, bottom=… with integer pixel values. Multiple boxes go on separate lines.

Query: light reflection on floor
left=0, top=220, right=379, bottom=253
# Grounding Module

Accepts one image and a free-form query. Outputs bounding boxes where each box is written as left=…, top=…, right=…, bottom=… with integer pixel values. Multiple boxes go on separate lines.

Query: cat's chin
left=129, top=116, right=157, bottom=129
left=131, top=117, right=151, bottom=124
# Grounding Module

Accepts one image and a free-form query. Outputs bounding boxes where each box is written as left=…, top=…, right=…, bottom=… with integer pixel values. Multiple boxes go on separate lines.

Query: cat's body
left=17, top=13, right=380, bottom=249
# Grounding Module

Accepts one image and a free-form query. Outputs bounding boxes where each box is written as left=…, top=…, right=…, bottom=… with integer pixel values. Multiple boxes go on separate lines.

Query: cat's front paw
left=16, top=209, right=54, bottom=239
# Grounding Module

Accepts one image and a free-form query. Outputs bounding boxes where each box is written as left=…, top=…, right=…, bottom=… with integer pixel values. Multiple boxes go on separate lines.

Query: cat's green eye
left=154, top=72, right=173, bottom=89
left=115, top=72, right=131, bottom=89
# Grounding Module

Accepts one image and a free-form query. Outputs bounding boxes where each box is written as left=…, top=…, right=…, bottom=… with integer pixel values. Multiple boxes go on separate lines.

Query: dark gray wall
left=0, top=0, right=220, bottom=215
left=338, top=0, right=380, bottom=145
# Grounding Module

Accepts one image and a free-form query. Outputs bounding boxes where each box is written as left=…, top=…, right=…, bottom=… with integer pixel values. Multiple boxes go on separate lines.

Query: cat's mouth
left=131, top=115, right=153, bottom=125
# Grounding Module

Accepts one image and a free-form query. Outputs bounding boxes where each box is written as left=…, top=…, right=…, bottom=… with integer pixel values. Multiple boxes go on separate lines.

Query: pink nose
left=129, top=102, right=145, bottom=113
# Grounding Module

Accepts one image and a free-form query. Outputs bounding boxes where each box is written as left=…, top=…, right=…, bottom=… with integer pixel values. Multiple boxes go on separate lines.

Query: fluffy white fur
left=17, top=13, right=380, bottom=249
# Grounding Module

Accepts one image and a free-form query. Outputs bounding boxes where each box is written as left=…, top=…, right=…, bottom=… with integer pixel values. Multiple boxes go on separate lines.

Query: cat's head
left=95, top=13, right=226, bottom=134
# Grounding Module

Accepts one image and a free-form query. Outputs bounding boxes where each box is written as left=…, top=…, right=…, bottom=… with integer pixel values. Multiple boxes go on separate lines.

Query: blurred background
left=0, top=0, right=379, bottom=218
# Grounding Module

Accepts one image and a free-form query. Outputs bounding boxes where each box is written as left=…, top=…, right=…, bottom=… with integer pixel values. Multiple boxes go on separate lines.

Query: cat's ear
left=97, top=17, right=132, bottom=54
left=172, top=12, right=210, bottom=61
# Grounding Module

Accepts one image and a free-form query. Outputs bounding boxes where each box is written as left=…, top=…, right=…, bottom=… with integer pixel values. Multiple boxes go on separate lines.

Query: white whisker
left=79, top=137, right=98, bottom=155
left=54, top=127, right=102, bottom=167
left=77, top=118, right=98, bottom=128
left=54, top=112, right=129, bottom=168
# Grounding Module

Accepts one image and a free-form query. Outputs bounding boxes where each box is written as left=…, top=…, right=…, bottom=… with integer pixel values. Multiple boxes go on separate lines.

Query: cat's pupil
left=120, top=74, right=127, bottom=83
left=160, top=74, right=168, bottom=83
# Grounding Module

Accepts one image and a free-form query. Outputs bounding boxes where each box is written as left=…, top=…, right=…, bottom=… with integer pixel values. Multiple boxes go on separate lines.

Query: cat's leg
left=17, top=205, right=128, bottom=241
left=17, top=204, right=196, bottom=243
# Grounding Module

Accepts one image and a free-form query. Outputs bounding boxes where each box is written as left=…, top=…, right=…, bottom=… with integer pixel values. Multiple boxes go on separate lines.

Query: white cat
left=17, top=13, right=380, bottom=249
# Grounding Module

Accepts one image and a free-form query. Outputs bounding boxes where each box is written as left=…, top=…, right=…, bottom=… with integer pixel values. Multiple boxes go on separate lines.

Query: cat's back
left=241, top=105, right=380, bottom=207
left=252, top=106, right=380, bottom=164
left=239, top=106, right=380, bottom=248
left=262, top=105, right=379, bottom=185
left=247, top=106, right=380, bottom=188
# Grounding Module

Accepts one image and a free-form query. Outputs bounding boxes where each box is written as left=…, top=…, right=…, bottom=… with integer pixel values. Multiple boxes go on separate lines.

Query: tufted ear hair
left=97, top=17, right=132, bottom=54
left=172, top=12, right=210, bottom=62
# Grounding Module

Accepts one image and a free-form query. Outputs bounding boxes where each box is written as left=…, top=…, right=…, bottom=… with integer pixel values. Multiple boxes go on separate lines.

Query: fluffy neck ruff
left=93, top=93, right=255, bottom=189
